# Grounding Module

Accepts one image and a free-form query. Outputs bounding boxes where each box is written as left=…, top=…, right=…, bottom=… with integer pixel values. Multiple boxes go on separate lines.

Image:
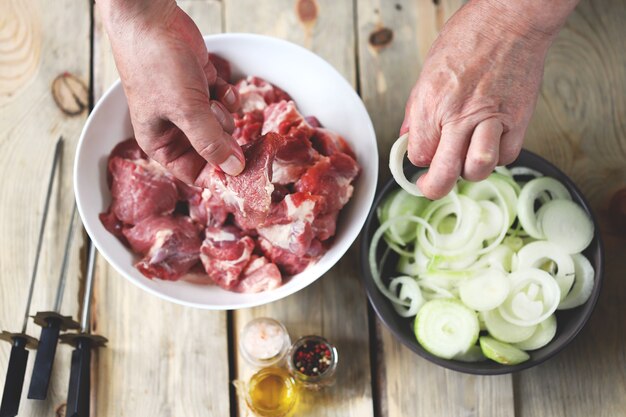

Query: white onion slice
left=498, top=268, right=561, bottom=326
left=459, top=268, right=510, bottom=311
left=558, top=254, right=595, bottom=310
left=537, top=199, right=594, bottom=254
left=389, top=133, right=424, bottom=197
left=517, top=177, right=572, bottom=239
left=516, top=241, right=575, bottom=301
left=389, top=276, right=424, bottom=317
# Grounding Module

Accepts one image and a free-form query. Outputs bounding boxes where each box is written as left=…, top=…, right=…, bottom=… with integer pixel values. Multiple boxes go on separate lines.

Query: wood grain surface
left=0, top=0, right=90, bottom=415
left=0, top=0, right=625, bottom=416
left=91, top=2, right=231, bottom=416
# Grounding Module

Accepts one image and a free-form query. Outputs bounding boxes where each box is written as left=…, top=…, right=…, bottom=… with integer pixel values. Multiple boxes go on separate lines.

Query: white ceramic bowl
left=74, top=33, right=378, bottom=309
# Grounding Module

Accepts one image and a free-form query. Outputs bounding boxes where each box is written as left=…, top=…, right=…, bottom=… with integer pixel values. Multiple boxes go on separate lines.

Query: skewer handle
left=0, top=338, right=28, bottom=417
left=27, top=319, right=61, bottom=400
left=66, top=338, right=92, bottom=417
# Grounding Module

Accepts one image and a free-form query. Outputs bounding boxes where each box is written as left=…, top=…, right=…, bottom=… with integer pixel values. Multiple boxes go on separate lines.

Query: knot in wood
left=52, top=72, right=88, bottom=116
left=297, top=0, right=318, bottom=24
left=369, top=27, right=393, bottom=48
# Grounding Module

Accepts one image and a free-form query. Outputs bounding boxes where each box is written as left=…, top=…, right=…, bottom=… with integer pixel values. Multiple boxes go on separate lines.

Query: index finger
left=416, top=123, right=471, bottom=200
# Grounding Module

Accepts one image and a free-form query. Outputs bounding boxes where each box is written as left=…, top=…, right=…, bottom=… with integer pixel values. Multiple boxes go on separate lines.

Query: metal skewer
left=27, top=204, right=80, bottom=400
left=60, top=244, right=107, bottom=417
left=0, top=137, right=63, bottom=417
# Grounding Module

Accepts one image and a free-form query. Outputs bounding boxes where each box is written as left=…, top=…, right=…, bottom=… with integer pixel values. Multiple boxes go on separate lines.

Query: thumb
left=176, top=104, right=245, bottom=176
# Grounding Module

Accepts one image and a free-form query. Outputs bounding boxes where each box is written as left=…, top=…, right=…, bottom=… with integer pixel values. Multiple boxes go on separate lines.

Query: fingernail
left=224, top=88, right=236, bottom=107
left=211, top=102, right=228, bottom=126
left=219, top=154, right=244, bottom=176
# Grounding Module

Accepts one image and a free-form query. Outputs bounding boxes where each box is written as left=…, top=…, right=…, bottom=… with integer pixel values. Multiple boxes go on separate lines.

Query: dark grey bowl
left=360, top=149, right=604, bottom=375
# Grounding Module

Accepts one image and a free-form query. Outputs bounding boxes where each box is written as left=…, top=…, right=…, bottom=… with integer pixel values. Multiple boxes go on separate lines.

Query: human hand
left=400, top=0, right=578, bottom=200
left=98, top=0, right=244, bottom=185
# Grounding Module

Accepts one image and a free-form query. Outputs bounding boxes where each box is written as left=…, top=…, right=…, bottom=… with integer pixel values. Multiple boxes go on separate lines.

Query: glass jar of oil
left=246, top=367, right=298, bottom=417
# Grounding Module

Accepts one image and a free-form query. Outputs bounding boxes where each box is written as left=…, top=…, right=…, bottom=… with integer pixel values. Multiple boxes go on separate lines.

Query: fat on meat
left=235, top=255, right=282, bottom=293
left=235, top=76, right=292, bottom=113
left=200, top=226, right=255, bottom=290
left=123, top=215, right=202, bottom=281
left=262, top=101, right=315, bottom=141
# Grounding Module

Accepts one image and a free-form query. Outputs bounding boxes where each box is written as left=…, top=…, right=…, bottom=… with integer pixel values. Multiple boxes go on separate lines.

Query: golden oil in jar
left=246, top=367, right=298, bottom=417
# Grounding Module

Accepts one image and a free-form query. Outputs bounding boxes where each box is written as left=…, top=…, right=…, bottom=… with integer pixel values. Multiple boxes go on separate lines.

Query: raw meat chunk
left=262, top=101, right=315, bottom=141
left=207, top=133, right=285, bottom=229
left=109, top=157, right=179, bottom=225
left=109, top=137, right=147, bottom=161
left=235, top=76, right=291, bottom=113
left=200, top=226, right=255, bottom=290
left=272, top=135, right=320, bottom=185
left=304, top=116, right=321, bottom=128
left=312, top=211, right=339, bottom=241
left=178, top=182, right=229, bottom=227
left=99, top=210, right=126, bottom=243
left=233, top=109, right=264, bottom=145
left=235, top=256, right=282, bottom=293
left=310, top=128, right=357, bottom=160
left=123, top=215, right=202, bottom=281
left=258, top=237, right=322, bottom=275
left=295, top=152, right=360, bottom=213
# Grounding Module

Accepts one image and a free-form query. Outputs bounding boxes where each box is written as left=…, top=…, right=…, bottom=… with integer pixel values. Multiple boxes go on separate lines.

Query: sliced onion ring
left=389, top=133, right=424, bottom=197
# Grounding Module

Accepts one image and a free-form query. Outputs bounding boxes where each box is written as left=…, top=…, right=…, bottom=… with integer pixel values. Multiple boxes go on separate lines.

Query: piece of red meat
left=258, top=237, right=322, bottom=275
left=258, top=192, right=323, bottom=258
left=310, top=128, right=357, bottom=160
left=235, top=255, right=282, bottom=293
left=109, top=138, right=147, bottom=161
left=123, top=215, right=202, bottom=281
left=233, top=109, right=264, bottom=145
left=295, top=152, right=360, bottom=214
left=208, top=53, right=231, bottom=81
left=99, top=210, right=127, bottom=243
left=236, top=76, right=292, bottom=113
left=312, top=211, right=339, bottom=241
left=272, top=135, right=320, bottom=185
left=200, top=226, right=255, bottom=290
left=178, top=182, right=230, bottom=227
left=262, top=101, right=315, bottom=141
left=304, top=116, right=322, bottom=128
left=108, top=157, right=179, bottom=225
left=207, top=132, right=285, bottom=229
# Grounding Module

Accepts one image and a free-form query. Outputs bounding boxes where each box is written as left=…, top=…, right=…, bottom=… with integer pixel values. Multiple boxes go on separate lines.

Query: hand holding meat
left=401, top=0, right=578, bottom=200
left=97, top=0, right=245, bottom=183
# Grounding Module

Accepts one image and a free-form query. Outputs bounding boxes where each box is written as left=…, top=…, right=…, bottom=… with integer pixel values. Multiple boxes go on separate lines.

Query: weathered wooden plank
left=223, top=1, right=374, bottom=416
left=517, top=0, right=626, bottom=415
left=91, top=2, right=231, bottom=416
left=0, top=0, right=90, bottom=415
left=356, top=1, right=515, bottom=417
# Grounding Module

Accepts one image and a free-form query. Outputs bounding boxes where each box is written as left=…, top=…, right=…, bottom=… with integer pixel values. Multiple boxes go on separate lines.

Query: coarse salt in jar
left=239, top=318, right=291, bottom=368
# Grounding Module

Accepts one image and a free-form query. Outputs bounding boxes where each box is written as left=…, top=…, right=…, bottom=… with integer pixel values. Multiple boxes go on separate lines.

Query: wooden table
left=1, top=1, right=625, bottom=416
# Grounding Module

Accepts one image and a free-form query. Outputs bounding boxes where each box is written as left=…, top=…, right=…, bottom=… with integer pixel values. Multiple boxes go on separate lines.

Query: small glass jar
left=286, top=335, right=338, bottom=390
left=245, top=367, right=299, bottom=417
left=239, top=318, right=291, bottom=368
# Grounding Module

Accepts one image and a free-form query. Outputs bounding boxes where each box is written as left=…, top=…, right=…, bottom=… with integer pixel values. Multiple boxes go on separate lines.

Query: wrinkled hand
left=98, top=0, right=244, bottom=185
left=401, top=0, right=576, bottom=200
